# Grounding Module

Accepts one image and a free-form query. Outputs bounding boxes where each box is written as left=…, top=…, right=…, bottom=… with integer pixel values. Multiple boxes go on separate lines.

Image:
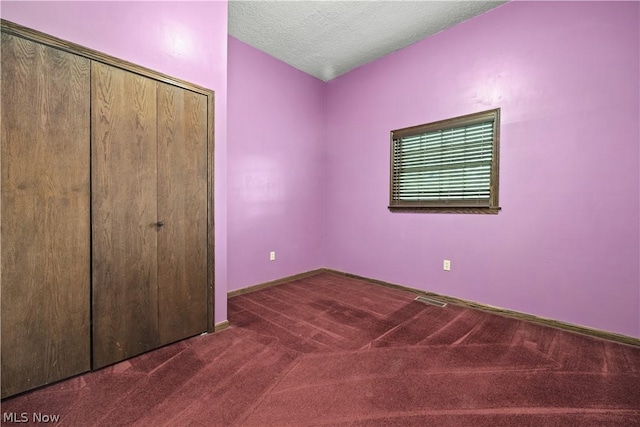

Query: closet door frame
left=0, top=19, right=217, bottom=334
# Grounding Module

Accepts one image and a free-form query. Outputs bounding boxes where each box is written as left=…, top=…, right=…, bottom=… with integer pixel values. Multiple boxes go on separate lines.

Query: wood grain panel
left=1, top=19, right=213, bottom=98
left=156, top=83, right=208, bottom=345
left=1, top=33, right=91, bottom=398
left=3, top=19, right=217, bottom=334
left=91, top=62, right=159, bottom=369
left=207, top=93, right=215, bottom=333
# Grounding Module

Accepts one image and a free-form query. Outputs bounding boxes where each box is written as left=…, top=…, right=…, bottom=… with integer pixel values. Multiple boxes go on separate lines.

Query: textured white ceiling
left=228, top=1, right=507, bottom=81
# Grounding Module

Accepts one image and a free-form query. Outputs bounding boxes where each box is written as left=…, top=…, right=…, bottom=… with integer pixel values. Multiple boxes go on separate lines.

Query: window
left=389, top=108, right=500, bottom=214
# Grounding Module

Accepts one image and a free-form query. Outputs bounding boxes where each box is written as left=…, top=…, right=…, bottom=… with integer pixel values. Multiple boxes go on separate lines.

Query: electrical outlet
left=443, top=260, right=451, bottom=271
left=269, top=251, right=276, bottom=261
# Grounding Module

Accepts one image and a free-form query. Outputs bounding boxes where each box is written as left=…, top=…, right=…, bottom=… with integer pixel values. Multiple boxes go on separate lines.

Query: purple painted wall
left=325, top=1, right=640, bottom=337
left=3, top=1, right=638, bottom=338
left=227, top=36, right=325, bottom=291
left=1, top=1, right=230, bottom=323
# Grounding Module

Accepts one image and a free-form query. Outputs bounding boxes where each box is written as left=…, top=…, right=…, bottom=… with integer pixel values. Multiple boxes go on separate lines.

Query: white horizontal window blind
left=390, top=109, right=500, bottom=212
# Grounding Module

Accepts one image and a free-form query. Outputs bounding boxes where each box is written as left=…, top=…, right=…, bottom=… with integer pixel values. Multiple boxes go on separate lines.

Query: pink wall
left=3, top=1, right=638, bottom=338
left=1, top=1, right=230, bottom=323
left=227, top=36, right=325, bottom=291
left=325, top=1, right=640, bottom=337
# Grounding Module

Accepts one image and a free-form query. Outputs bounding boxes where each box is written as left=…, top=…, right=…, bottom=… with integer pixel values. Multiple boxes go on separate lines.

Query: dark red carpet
left=2, top=272, right=640, bottom=426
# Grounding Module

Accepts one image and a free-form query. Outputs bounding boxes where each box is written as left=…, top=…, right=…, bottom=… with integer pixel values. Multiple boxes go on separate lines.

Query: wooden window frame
left=389, top=108, right=501, bottom=214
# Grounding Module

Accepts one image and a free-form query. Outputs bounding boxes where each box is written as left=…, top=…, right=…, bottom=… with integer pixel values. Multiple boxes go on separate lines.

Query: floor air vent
left=415, top=296, right=447, bottom=307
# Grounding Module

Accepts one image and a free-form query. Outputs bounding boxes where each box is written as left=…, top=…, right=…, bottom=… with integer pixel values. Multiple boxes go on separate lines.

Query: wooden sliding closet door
left=1, top=33, right=91, bottom=398
left=91, top=62, right=159, bottom=369
left=156, top=83, right=208, bottom=345
left=91, top=64, right=209, bottom=368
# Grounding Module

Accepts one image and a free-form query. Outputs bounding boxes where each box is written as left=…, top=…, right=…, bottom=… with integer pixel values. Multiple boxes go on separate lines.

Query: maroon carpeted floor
left=2, top=272, right=640, bottom=426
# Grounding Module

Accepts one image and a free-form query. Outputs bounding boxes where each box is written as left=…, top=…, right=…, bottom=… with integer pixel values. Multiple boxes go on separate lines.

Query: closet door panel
left=1, top=33, right=91, bottom=398
left=92, top=62, right=159, bottom=369
left=157, top=83, right=208, bottom=345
